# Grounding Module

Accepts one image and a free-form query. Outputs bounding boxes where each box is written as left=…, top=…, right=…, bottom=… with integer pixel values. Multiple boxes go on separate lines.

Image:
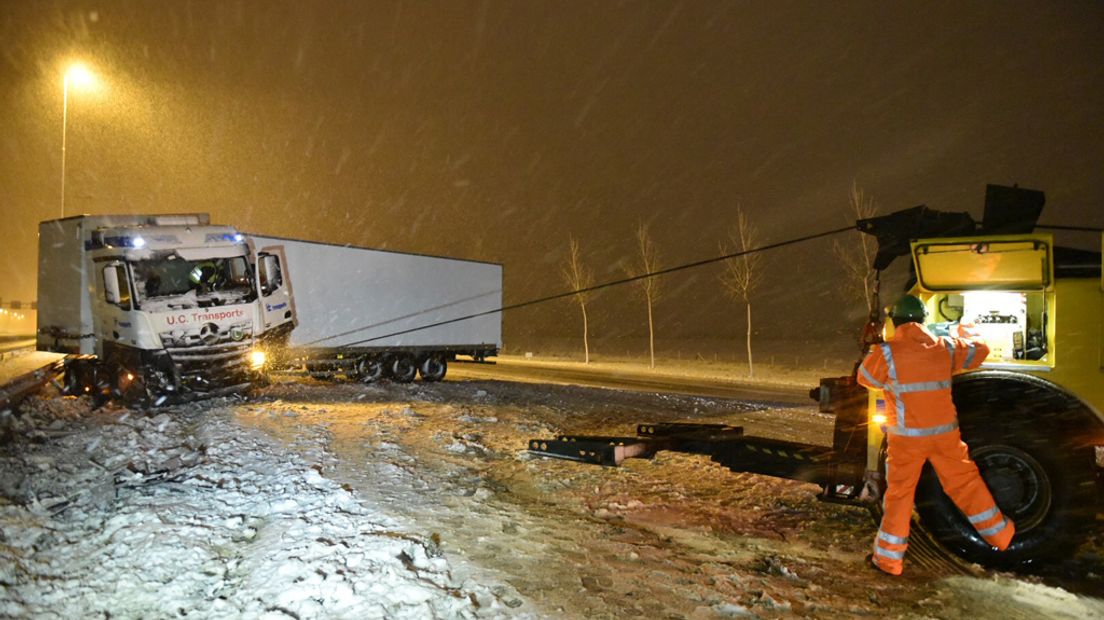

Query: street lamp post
left=61, top=63, right=96, bottom=219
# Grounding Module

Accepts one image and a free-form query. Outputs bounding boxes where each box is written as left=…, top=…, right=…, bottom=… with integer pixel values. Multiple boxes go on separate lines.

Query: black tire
left=114, top=365, right=152, bottom=409
left=388, top=356, right=417, bottom=383
left=62, top=362, right=83, bottom=396
left=89, top=363, right=112, bottom=409
left=306, top=361, right=330, bottom=381
left=915, top=373, right=1101, bottom=569
left=357, top=357, right=384, bottom=384
left=418, top=356, right=447, bottom=382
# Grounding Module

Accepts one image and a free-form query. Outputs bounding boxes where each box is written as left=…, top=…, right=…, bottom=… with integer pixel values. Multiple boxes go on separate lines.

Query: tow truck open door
left=911, top=234, right=1054, bottom=292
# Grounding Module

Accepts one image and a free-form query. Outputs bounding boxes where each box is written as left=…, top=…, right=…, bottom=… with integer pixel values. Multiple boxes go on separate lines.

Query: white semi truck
left=36, top=214, right=501, bottom=405
left=37, top=214, right=277, bottom=405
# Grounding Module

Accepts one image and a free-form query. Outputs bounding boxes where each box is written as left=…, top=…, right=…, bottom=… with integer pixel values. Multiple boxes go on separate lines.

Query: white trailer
left=248, top=235, right=502, bottom=382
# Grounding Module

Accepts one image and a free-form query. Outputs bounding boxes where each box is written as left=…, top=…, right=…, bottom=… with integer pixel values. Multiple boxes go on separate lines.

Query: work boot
left=991, top=518, right=1016, bottom=551
left=866, top=553, right=902, bottom=576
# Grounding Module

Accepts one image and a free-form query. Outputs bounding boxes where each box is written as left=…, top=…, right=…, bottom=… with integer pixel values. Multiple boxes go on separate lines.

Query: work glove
left=956, top=322, right=981, bottom=340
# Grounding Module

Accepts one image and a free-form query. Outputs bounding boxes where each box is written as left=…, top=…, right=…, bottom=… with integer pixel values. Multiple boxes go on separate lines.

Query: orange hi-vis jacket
left=858, top=322, right=987, bottom=437
left=857, top=321, right=1014, bottom=575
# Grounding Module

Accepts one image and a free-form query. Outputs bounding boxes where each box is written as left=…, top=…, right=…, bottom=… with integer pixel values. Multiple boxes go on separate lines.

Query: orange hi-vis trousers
left=873, top=429, right=1015, bottom=575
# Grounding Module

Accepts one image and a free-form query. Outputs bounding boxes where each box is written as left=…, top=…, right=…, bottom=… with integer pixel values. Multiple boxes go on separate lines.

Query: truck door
left=256, top=246, right=296, bottom=336
left=911, top=234, right=1054, bottom=292
left=94, top=261, right=137, bottom=359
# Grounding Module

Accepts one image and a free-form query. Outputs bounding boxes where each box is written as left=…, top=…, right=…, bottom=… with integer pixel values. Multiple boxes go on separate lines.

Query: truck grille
left=160, top=321, right=254, bottom=394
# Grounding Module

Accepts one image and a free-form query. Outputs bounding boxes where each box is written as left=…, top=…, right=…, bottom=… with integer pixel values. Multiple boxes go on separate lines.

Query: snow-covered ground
left=0, top=394, right=526, bottom=619
left=1, top=374, right=1102, bottom=619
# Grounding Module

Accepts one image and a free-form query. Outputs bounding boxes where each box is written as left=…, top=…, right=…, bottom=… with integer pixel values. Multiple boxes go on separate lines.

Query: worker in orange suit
left=857, top=294, right=1015, bottom=576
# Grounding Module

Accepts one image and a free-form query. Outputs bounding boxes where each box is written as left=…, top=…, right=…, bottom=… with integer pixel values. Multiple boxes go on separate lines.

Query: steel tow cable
left=321, top=224, right=857, bottom=348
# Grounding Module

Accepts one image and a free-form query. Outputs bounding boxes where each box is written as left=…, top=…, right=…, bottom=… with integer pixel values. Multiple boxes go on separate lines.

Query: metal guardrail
left=0, top=356, right=65, bottom=412
left=0, top=338, right=36, bottom=361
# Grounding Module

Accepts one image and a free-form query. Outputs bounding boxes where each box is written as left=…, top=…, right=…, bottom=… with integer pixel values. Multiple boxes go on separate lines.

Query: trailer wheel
left=915, top=373, right=1100, bottom=569
left=418, top=356, right=447, bottom=382
left=388, top=357, right=417, bottom=383
left=357, top=358, right=384, bottom=383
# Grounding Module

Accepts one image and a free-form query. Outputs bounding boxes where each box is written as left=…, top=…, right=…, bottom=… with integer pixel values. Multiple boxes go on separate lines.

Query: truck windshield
left=130, top=253, right=257, bottom=310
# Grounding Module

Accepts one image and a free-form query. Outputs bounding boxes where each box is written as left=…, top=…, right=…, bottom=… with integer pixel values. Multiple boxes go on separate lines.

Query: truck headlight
left=250, top=350, right=267, bottom=369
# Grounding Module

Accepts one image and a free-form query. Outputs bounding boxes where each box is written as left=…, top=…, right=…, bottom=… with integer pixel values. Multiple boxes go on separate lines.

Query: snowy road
left=449, top=358, right=814, bottom=406
left=1, top=375, right=1102, bottom=619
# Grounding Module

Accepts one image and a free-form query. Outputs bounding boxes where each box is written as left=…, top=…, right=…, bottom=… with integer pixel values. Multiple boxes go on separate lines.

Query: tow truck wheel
left=357, top=358, right=384, bottom=383
left=418, top=356, right=447, bottom=382
left=915, top=374, right=1099, bottom=569
left=388, top=356, right=417, bottom=383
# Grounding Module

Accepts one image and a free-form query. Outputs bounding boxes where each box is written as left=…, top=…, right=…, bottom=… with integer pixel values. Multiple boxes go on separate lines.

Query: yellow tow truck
left=530, top=184, right=1103, bottom=569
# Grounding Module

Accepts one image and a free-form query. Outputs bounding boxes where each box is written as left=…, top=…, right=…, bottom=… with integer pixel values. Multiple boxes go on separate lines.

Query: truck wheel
left=114, top=365, right=151, bottom=409
left=418, top=356, right=447, bottom=382
left=62, top=362, right=83, bottom=396
left=357, top=358, right=384, bottom=383
left=915, top=373, right=1100, bottom=569
left=63, top=359, right=100, bottom=397
left=388, top=357, right=417, bottom=383
left=89, top=363, right=113, bottom=409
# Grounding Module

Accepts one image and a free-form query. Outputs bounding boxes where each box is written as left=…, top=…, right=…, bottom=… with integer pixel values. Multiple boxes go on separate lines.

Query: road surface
left=451, top=357, right=816, bottom=406
left=1, top=366, right=1100, bottom=618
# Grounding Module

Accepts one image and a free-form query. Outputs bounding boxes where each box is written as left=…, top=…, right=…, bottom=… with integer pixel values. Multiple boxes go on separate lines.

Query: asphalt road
left=450, top=358, right=816, bottom=406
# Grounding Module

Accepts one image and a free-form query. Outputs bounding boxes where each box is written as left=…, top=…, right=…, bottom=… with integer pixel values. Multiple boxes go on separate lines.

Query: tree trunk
left=745, top=302, right=754, bottom=378
left=863, top=274, right=875, bottom=316
left=581, top=301, right=590, bottom=364
left=646, top=294, right=655, bottom=369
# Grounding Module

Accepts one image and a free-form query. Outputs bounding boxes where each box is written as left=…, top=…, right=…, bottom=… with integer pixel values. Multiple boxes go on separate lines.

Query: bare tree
left=626, top=222, right=664, bottom=368
left=832, top=180, right=879, bottom=316
left=561, top=236, right=594, bottom=364
left=719, top=206, right=764, bottom=377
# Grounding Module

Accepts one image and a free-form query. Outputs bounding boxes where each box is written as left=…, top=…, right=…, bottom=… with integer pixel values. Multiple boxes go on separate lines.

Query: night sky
left=2, top=2, right=1102, bottom=357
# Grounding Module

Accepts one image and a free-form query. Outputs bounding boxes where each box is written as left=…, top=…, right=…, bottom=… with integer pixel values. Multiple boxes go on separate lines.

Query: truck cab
left=38, top=214, right=290, bottom=404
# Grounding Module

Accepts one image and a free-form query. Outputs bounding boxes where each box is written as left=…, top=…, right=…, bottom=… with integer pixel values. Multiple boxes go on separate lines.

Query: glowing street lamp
left=61, top=62, right=98, bottom=218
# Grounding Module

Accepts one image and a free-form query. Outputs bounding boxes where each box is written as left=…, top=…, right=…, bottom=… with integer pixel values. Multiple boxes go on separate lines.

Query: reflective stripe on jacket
left=857, top=322, right=989, bottom=437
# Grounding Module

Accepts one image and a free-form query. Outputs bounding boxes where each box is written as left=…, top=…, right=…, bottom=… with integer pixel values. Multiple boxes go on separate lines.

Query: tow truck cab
left=863, top=232, right=1104, bottom=472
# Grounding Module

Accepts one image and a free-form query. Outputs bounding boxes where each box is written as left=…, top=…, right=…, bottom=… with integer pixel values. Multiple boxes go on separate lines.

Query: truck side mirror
left=259, top=254, right=282, bottom=296
left=102, top=264, right=132, bottom=310
left=103, top=265, right=121, bottom=304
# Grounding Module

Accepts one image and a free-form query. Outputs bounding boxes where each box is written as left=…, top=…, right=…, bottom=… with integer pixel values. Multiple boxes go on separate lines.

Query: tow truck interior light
left=962, top=291, right=1030, bottom=361
left=233, top=233, right=245, bottom=242
left=131, top=236, right=146, bottom=248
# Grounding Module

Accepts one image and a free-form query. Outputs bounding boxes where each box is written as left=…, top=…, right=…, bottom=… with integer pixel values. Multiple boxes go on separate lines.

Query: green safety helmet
left=188, top=262, right=217, bottom=285
left=889, top=294, right=928, bottom=326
